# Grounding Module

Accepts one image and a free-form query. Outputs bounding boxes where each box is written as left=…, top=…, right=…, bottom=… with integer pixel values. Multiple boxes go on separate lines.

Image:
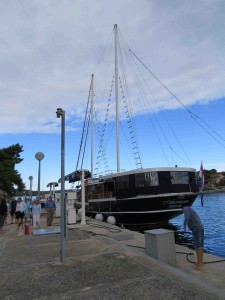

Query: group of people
left=8, top=197, right=42, bottom=229
left=1, top=195, right=205, bottom=269
left=0, top=195, right=56, bottom=233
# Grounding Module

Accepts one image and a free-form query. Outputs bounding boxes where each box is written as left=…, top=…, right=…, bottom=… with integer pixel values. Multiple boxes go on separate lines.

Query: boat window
left=86, top=183, right=105, bottom=199
left=135, top=172, right=159, bottom=187
left=116, top=176, right=129, bottom=189
left=170, top=172, right=189, bottom=184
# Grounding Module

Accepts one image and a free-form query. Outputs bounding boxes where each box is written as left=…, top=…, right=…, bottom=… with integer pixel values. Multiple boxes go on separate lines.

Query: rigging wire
left=129, top=48, right=225, bottom=149
left=93, top=30, right=143, bottom=175
left=94, top=77, right=115, bottom=176
left=93, top=29, right=114, bottom=74
left=117, top=33, right=143, bottom=169
left=118, top=35, right=171, bottom=167
left=75, top=80, right=92, bottom=171
left=77, top=27, right=225, bottom=175
left=93, top=108, right=110, bottom=176
left=129, top=54, right=193, bottom=167
left=118, top=75, right=142, bottom=169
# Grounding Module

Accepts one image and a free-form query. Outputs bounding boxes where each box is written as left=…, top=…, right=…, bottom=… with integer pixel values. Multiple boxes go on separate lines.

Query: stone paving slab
left=0, top=217, right=225, bottom=300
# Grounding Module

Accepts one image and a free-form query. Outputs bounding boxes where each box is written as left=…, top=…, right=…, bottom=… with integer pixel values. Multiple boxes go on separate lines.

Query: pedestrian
left=15, top=197, right=25, bottom=230
left=45, top=196, right=56, bottom=226
left=32, top=199, right=42, bottom=228
left=0, top=198, right=8, bottom=234
left=10, top=197, right=17, bottom=224
left=24, top=198, right=31, bottom=224
left=182, top=204, right=204, bottom=270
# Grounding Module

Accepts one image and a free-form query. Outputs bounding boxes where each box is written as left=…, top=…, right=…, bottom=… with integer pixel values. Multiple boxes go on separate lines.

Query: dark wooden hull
left=75, top=192, right=197, bottom=226
left=74, top=168, right=199, bottom=227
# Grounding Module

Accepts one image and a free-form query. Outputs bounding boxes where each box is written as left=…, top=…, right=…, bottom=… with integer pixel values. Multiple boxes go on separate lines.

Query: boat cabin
left=78, top=168, right=198, bottom=201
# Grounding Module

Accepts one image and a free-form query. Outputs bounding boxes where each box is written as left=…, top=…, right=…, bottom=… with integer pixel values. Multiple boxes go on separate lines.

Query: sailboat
left=66, top=24, right=201, bottom=228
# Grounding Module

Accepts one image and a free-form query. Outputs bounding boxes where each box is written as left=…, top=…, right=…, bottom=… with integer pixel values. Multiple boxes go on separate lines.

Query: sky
left=1, top=0, right=225, bottom=194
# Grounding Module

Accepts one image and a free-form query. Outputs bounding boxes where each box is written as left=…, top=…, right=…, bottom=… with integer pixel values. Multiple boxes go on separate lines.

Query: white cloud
left=0, top=0, right=225, bottom=134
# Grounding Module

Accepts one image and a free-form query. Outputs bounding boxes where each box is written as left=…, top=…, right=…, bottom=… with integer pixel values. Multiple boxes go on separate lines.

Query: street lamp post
left=35, top=152, right=45, bottom=200
left=56, top=107, right=66, bottom=263
left=28, top=176, right=33, bottom=202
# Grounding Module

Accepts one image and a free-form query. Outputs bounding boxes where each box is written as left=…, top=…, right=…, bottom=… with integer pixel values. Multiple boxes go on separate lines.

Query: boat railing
left=97, top=169, right=126, bottom=177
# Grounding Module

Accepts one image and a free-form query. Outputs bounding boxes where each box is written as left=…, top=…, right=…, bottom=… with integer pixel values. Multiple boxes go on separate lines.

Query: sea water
left=169, top=192, right=225, bottom=258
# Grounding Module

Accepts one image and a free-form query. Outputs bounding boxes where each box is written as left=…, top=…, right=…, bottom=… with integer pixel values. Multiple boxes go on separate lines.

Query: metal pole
left=35, top=152, right=44, bottom=201
left=38, top=160, right=41, bottom=200
left=30, top=179, right=32, bottom=201
left=57, top=108, right=66, bottom=263
left=29, top=176, right=33, bottom=202
left=61, top=111, right=66, bottom=263
left=91, top=74, right=94, bottom=177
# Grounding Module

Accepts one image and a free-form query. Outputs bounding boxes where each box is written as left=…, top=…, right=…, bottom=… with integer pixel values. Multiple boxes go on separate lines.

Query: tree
left=0, top=144, right=25, bottom=196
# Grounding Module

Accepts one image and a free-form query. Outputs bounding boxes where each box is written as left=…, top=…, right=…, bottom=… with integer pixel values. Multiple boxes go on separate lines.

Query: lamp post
left=35, top=152, right=45, bottom=200
left=56, top=107, right=66, bottom=263
left=28, top=176, right=33, bottom=202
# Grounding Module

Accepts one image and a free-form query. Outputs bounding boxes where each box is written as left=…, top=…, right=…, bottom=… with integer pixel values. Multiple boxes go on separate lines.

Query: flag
left=198, top=161, right=204, bottom=206
left=198, top=161, right=204, bottom=191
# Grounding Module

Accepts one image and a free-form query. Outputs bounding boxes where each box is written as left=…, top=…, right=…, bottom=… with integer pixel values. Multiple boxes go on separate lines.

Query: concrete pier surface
left=0, top=215, right=225, bottom=300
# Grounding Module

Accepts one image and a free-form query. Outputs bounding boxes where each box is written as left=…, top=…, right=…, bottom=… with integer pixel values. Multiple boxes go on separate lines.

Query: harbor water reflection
left=169, top=192, right=225, bottom=258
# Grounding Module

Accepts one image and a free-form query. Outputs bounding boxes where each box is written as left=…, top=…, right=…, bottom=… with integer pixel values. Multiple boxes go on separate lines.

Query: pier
left=0, top=215, right=224, bottom=299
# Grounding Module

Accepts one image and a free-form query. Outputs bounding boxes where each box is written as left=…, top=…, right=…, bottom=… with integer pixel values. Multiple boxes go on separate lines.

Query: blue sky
left=1, top=0, right=225, bottom=192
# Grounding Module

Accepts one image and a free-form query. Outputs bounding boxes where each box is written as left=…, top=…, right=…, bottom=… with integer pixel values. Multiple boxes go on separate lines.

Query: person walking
left=45, top=196, right=56, bottom=226
left=32, top=199, right=42, bottom=228
left=182, top=204, right=204, bottom=270
left=0, top=198, right=8, bottom=234
left=10, top=198, right=17, bottom=224
left=15, top=197, right=25, bottom=230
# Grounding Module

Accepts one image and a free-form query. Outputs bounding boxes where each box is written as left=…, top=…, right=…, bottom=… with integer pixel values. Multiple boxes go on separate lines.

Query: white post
left=80, top=169, right=86, bottom=225
left=53, top=182, right=56, bottom=198
left=50, top=183, right=52, bottom=196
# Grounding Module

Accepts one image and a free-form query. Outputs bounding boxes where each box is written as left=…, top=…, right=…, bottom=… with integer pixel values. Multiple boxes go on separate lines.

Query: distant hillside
left=204, top=169, right=225, bottom=190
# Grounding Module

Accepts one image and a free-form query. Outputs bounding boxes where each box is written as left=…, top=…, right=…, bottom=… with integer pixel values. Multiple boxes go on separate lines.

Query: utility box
left=67, top=209, right=76, bottom=224
left=144, top=228, right=176, bottom=265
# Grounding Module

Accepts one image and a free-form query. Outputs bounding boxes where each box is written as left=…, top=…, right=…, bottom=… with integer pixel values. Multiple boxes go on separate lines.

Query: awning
left=58, top=170, right=91, bottom=183
left=47, top=182, right=59, bottom=187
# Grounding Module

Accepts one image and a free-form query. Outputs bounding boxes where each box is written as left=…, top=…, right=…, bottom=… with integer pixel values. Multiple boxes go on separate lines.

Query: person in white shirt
left=15, top=197, right=25, bottom=230
left=32, top=199, right=42, bottom=228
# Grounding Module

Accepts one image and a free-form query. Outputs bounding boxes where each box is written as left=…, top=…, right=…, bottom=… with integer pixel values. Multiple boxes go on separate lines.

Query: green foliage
left=216, top=179, right=225, bottom=187
left=204, top=169, right=218, bottom=182
left=0, top=144, right=25, bottom=196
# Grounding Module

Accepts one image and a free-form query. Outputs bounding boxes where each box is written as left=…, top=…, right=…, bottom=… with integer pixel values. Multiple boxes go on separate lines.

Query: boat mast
left=114, top=24, right=120, bottom=172
left=91, top=74, right=94, bottom=177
